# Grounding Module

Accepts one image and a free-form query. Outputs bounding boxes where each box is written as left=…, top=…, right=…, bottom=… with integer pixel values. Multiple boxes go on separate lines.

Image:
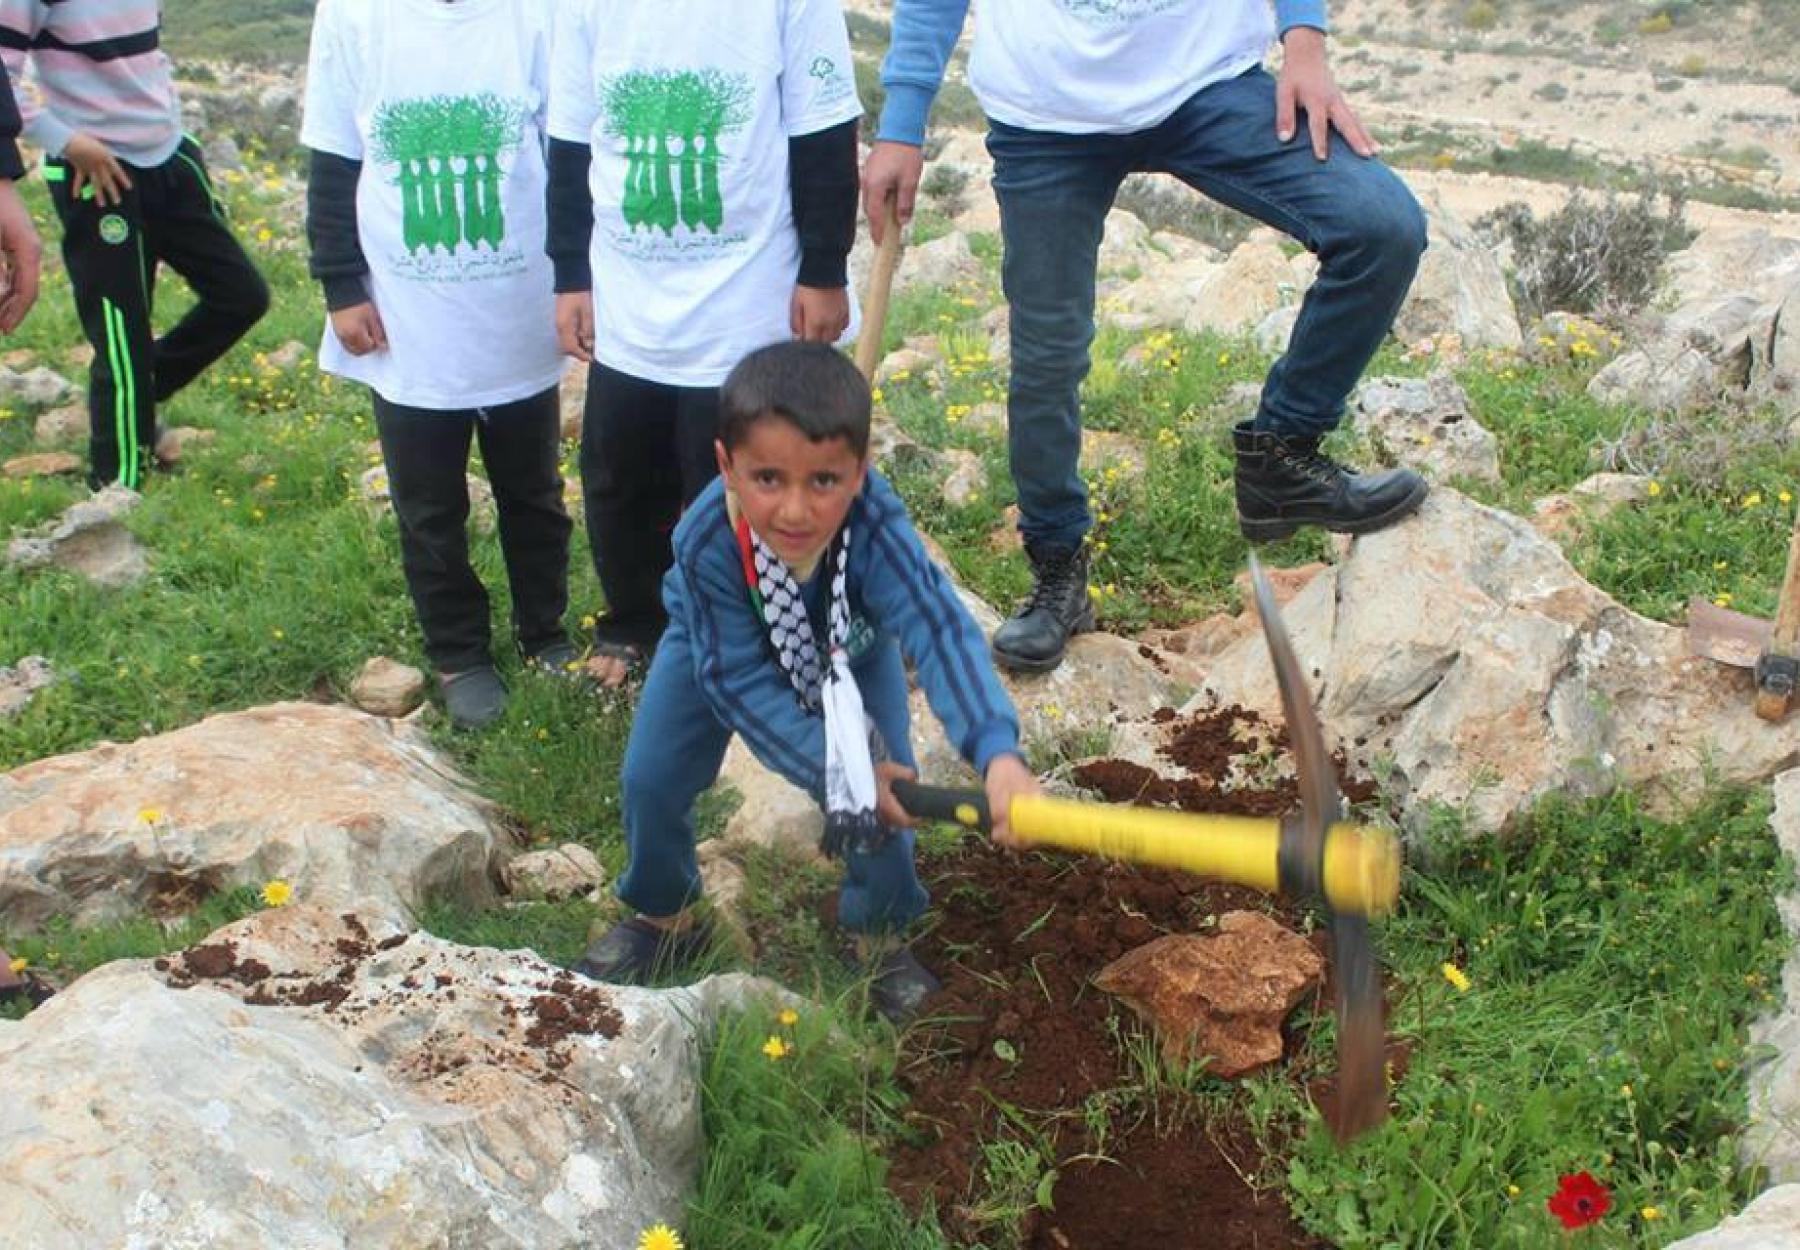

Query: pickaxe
left=894, top=555, right=1397, bottom=1140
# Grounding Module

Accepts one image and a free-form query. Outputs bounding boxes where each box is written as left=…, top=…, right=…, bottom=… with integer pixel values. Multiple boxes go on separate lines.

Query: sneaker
left=990, top=541, right=1094, bottom=674
left=1232, top=420, right=1428, bottom=543
left=576, top=915, right=716, bottom=985
left=522, top=640, right=583, bottom=679
left=441, top=665, right=507, bottom=730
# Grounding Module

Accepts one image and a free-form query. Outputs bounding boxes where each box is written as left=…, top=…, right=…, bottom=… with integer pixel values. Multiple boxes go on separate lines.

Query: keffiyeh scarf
left=734, top=515, right=885, bottom=858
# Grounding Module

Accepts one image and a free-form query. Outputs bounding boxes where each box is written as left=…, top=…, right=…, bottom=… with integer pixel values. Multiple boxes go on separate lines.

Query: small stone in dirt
left=0, top=655, right=55, bottom=718
left=2, top=452, right=81, bottom=480
left=349, top=656, right=427, bottom=718
left=33, top=404, right=85, bottom=445
left=504, top=843, right=606, bottom=902
left=153, top=426, right=216, bottom=467
left=6, top=486, right=147, bottom=589
left=0, top=365, right=77, bottom=410
left=264, top=340, right=309, bottom=372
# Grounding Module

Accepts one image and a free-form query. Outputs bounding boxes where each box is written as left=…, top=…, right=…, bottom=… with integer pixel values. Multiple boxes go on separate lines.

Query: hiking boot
left=991, top=541, right=1094, bottom=674
left=576, top=915, right=716, bottom=985
left=1232, top=421, right=1429, bottom=543
left=441, top=665, right=507, bottom=730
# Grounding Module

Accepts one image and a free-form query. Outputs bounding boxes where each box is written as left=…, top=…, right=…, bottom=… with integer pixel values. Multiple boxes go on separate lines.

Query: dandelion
left=1506, top=1184, right=1521, bottom=1198
left=1547, top=1171, right=1612, bottom=1230
left=778, top=1007, right=799, bottom=1027
left=1647, top=480, right=1662, bottom=497
left=137, top=807, right=162, bottom=825
left=1784, top=491, right=1795, bottom=505
left=1441, top=962, right=1470, bottom=993
left=580, top=614, right=596, bottom=631
left=1744, top=492, right=1764, bottom=509
left=637, top=1225, right=684, bottom=1250
left=7, top=956, right=26, bottom=975
left=870, top=387, right=884, bottom=404
left=761, top=1035, right=790, bottom=1061
left=1715, top=593, right=1733, bottom=608
left=261, top=879, right=294, bottom=907
left=272, top=627, right=286, bottom=641
left=1620, top=1083, right=1633, bottom=1098
left=1642, top=1207, right=1661, bottom=1221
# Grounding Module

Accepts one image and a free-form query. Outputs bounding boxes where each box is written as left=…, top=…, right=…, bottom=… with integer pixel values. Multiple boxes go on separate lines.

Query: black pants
left=46, top=137, right=271, bottom=489
left=579, top=361, right=720, bottom=648
left=374, top=388, right=573, bottom=674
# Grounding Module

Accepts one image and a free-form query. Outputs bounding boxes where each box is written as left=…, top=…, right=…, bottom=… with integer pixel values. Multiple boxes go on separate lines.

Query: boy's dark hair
left=719, top=341, right=871, bottom=459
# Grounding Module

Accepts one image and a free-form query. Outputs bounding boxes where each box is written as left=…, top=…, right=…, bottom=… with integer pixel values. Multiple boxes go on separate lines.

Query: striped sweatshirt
left=0, top=0, right=180, bottom=166
left=668, top=470, right=1021, bottom=803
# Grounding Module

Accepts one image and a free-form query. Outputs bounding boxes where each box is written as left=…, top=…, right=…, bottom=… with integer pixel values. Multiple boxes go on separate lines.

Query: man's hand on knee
left=1277, top=27, right=1378, bottom=161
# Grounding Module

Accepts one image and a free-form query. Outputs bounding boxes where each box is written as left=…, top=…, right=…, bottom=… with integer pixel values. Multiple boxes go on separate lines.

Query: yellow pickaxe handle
left=893, top=782, right=1400, bottom=918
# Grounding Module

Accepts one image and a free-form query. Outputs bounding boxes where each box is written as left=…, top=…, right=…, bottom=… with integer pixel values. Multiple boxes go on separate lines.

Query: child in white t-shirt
left=545, top=0, right=863, bottom=687
left=302, top=0, right=575, bottom=730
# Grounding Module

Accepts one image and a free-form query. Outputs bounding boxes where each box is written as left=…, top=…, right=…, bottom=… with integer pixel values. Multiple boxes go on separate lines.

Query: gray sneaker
left=441, top=665, right=507, bottom=730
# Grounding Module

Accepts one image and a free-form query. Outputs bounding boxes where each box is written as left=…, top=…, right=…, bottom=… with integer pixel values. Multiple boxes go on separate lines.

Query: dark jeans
left=988, top=66, right=1428, bottom=548
left=373, top=387, right=572, bottom=673
left=47, top=137, right=271, bottom=489
left=579, top=361, right=721, bottom=648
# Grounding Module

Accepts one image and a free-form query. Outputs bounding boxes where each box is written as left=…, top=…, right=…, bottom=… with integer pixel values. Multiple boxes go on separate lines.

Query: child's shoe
left=441, top=665, right=507, bottom=730
left=522, top=640, right=584, bottom=679
left=845, top=944, right=941, bottom=1024
left=576, top=915, right=716, bottom=985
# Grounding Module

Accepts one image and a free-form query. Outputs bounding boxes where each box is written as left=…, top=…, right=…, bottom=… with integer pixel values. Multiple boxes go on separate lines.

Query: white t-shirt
left=301, top=0, right=566, bottom=410
left=970, top=0, right=1274, bottom=135
left=547, top=0, right=863, bottom=388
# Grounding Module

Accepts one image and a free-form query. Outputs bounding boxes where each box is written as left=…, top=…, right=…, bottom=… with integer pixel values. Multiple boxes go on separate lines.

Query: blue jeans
left=616, top=617, right=930, bottom=934
left=988, top=66, right=1428, bottom=548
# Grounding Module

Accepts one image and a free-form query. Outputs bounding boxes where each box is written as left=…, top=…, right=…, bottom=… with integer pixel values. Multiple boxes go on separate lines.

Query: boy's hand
left=984, top=754, right=1040, bottom=850
left=0, top=182, right=41, bottom=334
left=330, top=302, right=387, bottom=356
left=63, top=134, right=133, bottom=207
left=861, top=141, right=923, bottom=244
left=556, top=290, right=595, bottom=362
left=1277, top=27, right=1377, bottom=161
left=875, top=761, right=920, bottom=830
left=790, top=284, right=849, bottom=343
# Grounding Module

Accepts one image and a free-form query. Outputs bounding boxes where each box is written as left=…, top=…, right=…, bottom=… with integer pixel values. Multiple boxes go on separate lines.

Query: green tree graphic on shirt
left=370, top=93, right=528, bottom=255
left=601, top=69, right=753, bottom=237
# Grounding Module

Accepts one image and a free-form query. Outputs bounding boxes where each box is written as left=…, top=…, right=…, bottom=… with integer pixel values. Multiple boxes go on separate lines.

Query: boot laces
left=1277, top=440, right=1353, bottom=485
left=1022, top=548, right=1083, bottom=613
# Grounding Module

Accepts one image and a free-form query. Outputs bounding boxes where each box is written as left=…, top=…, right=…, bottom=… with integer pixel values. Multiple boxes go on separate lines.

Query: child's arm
left=299, top=0, right=382, bottom=354
left=0, top=0, right=129, bottom=205
left=862, top=0, right=970, bottom=241
left=545, top=0, right=598, bottom=361
left=0, top=58, right=38, bottom=334
left=779, top=0, right=863, bottom=341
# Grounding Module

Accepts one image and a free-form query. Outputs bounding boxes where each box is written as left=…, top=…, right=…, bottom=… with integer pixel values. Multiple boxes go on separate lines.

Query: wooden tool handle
left=1772, top=498, right=1800, bottom=652
left=853, top=199, right=904, bottom=383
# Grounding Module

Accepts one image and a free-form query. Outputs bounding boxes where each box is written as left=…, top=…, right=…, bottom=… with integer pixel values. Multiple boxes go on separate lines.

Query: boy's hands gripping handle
left=891, top=779, right=991, bottom=832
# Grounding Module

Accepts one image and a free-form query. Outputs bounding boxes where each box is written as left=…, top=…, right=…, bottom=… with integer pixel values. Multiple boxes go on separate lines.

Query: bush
left=1463, top=0, right=1500, bottom=30
left=921, top=163, right=972, bottom=218
left=1112, top=175, right=1258, bottom=252
left=1477, top=185, right=1692, bottom=318
left=1677, top=52, right=1707, bottom=76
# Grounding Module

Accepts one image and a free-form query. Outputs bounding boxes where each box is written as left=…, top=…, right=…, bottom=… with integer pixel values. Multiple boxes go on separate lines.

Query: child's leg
left=371, top=396, right=492, bottom=674
left=615, top=618, right=733, bottom=917
left=579, top=363, right=683, bottom=653
left=836, top=637, right=931, bottom=934
left=470, top=387, right=573, bottom=661
left=141, top=139, right=271, bottom=402
left=43, top=159, right=156, bottom=490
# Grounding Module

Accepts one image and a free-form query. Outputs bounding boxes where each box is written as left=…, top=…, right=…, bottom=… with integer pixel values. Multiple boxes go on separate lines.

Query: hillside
left=163, top=0, right=312, bottom=64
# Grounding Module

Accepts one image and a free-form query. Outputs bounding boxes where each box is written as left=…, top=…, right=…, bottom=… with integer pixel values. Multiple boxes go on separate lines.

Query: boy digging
left=578, top=342, right=1038, bottom=1021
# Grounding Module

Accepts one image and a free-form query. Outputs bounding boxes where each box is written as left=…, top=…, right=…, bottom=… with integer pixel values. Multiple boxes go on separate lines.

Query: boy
left=302, top=0, right=576, bottom=730
left=579, top=342, right=1038, bottom=1021
left=545, top=0, right=862, bottom=687
left=0, top=0, right=269, bottom=490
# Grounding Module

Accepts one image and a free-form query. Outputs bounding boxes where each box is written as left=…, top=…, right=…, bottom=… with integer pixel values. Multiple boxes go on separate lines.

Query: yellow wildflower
left=761, top=1035, right=790, bottom=1061
left=7, top=956, right=26, bottom=975
left=1715, top=593, right=1733, bottom=608
left=1783, top=491, right=1795, bottom=505
left=261, top=880, right=294, bottom=907
left=1441, top=962, right=1471, bottom=993
left=1647, top=480, right=1662, bottom=497
left=1744, top=491, right=1764, bottom=509
left=1506, top=1184, right=1521, bottom=1198
left=778, top=1008, right=800, bottom=1027
left=870, top=387, right=884, bottom=404
left=637, top=1225, right=685, bottom=1250
left=137, top=807, right=162, bottom=825
left=1642, top=1207, right=1661, bottom=1222
left=1621, top=1083, right=1634, bottom=1098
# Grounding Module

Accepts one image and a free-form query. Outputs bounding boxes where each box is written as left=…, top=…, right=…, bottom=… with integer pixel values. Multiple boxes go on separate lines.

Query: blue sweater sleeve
left=876, top=0, right=970, bottom=146
left=857, top=474, right=1021, bottom=774
left=1275, top=0, right=1328, bottom=34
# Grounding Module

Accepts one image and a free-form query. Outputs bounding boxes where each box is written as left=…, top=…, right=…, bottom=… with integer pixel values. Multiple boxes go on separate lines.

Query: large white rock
left=1393, top=192, right=1521, bottom=352
left=1747, top=769, right=1800, bottom=1182
left=1353, top=370, right=1502, bottom=485
left=0, top=905, right=783, bottom=1249
left=5, top=485, right=148, bottom=589
left=1185, top=239, right=1305, bottom=337
left=1196, top=489, right=1800, bottom=834
left=896, top=230, right=983, bottom=297
left=0, top=702, right=506, bottom=931
left=1665, top=1185, right=1800, bottom=1249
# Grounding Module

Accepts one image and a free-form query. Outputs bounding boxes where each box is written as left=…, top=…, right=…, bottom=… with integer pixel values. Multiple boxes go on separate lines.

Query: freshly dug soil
left=890, top=706, right=1348, bottom=1248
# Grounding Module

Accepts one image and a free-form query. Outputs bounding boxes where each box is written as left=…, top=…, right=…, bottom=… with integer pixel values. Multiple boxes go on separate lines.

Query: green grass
left=164, top=0, right=314, bottom=64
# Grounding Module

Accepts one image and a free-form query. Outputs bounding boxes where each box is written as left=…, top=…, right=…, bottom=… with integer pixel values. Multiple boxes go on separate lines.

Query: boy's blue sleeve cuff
left=1275, top=0, right=1328, bottom=34
left=875, top=83, right=938, bottom=147
left=970, top=726, right=1023, bottom=777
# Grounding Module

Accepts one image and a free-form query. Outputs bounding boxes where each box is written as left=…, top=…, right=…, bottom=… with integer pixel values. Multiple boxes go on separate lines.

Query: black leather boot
left=991, top=541, right=1094, bottom=674
left=1232, top=421, right=1429, bottom=542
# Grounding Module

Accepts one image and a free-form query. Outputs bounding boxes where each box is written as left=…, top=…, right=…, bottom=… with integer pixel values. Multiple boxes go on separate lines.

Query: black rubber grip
left=892, top=780, right=991, bottom=831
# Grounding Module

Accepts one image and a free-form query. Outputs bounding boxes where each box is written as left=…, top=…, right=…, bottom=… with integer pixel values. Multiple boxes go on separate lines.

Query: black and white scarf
left=736, top=515, right=884, bottom=858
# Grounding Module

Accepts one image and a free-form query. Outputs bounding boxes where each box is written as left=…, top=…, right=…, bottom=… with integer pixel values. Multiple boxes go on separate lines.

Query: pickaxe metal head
left=1248, top=555, right=1390, bottom=1141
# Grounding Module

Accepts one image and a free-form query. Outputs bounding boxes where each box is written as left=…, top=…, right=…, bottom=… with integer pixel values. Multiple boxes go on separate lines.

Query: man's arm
left=1270, top=2, right=1377, bottom=162
left=0, top=56, right=37, bottom=332
left=861, top=0, right=969, bottom=242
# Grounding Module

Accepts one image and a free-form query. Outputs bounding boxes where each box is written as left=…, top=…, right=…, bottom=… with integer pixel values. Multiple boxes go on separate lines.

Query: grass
left=0, top=130, right=1795, bottom=1249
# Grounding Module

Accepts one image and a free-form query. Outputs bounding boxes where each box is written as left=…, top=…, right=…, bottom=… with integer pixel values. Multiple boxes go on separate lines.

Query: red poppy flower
left=1547, top=1171, right=1612, bottom=1229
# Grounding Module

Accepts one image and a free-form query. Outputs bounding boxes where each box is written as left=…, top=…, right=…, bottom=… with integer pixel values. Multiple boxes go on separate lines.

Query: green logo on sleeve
left=600, top=69, right=753, bottom=237
left=370, top=93, right=528, bottom=256
left=98, top=214, right=130, bottom=245
left=809, top=56, right=836, bottom=80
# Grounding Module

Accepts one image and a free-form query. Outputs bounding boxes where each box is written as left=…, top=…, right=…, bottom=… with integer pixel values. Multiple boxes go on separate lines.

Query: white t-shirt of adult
left=301, top=0, right=565, bottom=410
left=548, top=0, right=863, bottom=388
left=970, top=0, right=1275, bottom=135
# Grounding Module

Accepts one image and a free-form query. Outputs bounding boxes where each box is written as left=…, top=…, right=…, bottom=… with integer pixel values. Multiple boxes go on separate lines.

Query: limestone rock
left=876, top=346, right=937, bottom=386
left=504, top=842, right=606, bottom=902
left=940, top=448, right=986, bottom=507
left=1393, top=193, right=1521, bottom=351
left=0, top=655, right=54, bottom=718
left=697, top=839, right=755, bottom=957
left=0, top=702, right=506, bottom=932
left=1746, top=769, right=1800, bottom=1183
left=1353, top=370, right=1502, bottom=485
left=0, top=365, right=77, bottom=409
left=5, top=485, right=147, bottom=588
left=1093, top=911, right=1323, bottom=1076
left=264, top=340, right=308, bottom=372
left=1105, top=256, right=1219, bottom=333
left=1587, top=343, right=1718, bottom=412
left=2, top=451, right=81, bottom=479
left=1572, top=471, right=1654, bottom=506
left=897, top=231, right=982, bottom=297
left=1185, top=240, right=1304, bottom=337
left=202, top=132, right=244, bottom=173
left=1665, top=1185, right=1800, bottom=1249
left=153, top=425, right=215, bottom=467
left=1098, top=208, right=1152, bottom=275
left=1079, top=429, right=1148, bottom=480
left=1255, top=306, right=1299, bottom=356
left=1197, top=488, right=1800, bottom=834
left=0, top=904, right=784, bottom=1249
left=32, top=404, right=84, bottom=445
left=349, top=655, right=427, bottom=718
left=718, top=739, right=825, bottom=858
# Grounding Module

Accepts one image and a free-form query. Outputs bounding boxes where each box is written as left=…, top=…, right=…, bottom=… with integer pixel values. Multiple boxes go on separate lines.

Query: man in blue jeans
left=863, top=0, right=1429, bottom=674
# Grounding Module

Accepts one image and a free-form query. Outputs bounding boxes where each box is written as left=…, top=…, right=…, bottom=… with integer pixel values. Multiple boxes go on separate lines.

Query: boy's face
left=715, top=417, right=867, bottom=567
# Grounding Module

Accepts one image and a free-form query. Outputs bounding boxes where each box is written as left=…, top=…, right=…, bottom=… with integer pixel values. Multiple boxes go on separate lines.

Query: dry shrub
left=1477, top=186, right=1692, bottom=319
